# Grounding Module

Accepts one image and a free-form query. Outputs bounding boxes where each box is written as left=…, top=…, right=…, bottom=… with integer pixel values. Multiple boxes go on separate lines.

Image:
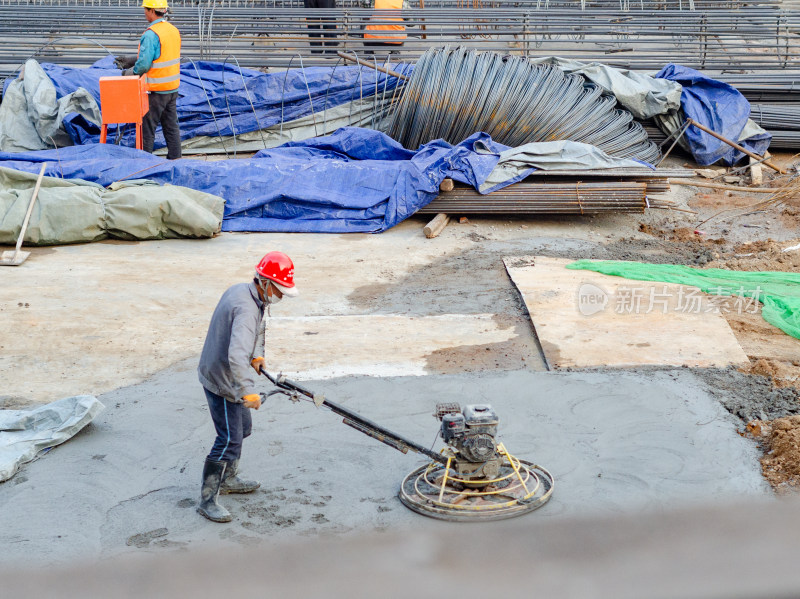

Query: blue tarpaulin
left=656, top=63, right=771, bottom=166
left=6, top=57, right=411, bottom=151
left=0, top=128, right=503, bottom=233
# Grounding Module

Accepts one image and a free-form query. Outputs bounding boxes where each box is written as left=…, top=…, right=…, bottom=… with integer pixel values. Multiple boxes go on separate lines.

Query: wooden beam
left=423, top=213, right=450, bottom=238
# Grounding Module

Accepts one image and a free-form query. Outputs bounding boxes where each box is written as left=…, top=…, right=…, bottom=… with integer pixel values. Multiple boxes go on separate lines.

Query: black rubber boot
left=220, top=459, right=261, bottom=494
left=197, top=459, right=232, bottom=523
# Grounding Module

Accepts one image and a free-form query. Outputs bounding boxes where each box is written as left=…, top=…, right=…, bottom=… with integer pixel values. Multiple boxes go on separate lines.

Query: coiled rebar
left=387, top=47, right=660, bottom=163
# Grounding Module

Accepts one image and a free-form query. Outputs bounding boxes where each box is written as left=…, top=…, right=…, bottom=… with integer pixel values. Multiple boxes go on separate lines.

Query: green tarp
left=567, top=260, right=800, bottom=340
left=0, top=166, right=224, bottom=245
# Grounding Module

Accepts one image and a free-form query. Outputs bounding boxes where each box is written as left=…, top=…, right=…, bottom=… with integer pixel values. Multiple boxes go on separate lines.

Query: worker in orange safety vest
left=363, top=0, right=406, bottom=54
left=115, top=0, right=182, bottom=159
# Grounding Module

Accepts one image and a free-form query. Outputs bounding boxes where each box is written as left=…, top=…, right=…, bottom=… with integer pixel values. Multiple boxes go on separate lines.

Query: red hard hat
left=255, top=251, right=296, bottom=292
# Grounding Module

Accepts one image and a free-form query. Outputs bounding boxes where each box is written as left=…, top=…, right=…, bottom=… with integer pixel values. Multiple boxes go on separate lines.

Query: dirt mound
left=783, top=206, right=800, bottom=230
left=711, top=239, right=800, bottom=272
left=747, top=416, right=800, bottom=493
left=743, top=358, right=800, bottom=389
left=639, top=224, right=726, bottom=245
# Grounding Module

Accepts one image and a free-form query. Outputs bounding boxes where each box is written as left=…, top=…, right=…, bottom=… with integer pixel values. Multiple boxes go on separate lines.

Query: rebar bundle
left=0, top=5, right=798, bottom=77
left=750, top=104, right=800, bottom=131
left=387, top=47, right=660, bottom=162
left=418, top=181, right=673, bottom=214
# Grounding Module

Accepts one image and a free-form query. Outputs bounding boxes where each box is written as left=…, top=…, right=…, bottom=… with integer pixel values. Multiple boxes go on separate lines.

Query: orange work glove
left=251, top=357, right=265, bottom=374
left=242, top=394, right=261, bottom=410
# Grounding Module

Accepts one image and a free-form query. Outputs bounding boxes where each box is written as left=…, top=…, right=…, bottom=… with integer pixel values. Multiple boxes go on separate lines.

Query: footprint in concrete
left=312, top=494, right=331, bottom=508
left=220, top=528, right=261, bottom=545
left=242, top=504, right=280, bottom=520
left=176, top=498, right=196, bottom=509
left=241, top=521, right=270, bottom=534
left=261, top=488, right=288, bottom=501
left=290, top=489, right=312, bottom=505
left=268, top=440, right=283, bottom=457
left=273, top=515, right=298, bottom=528
left=360, top=497, right=387, bottom=504
left=153, top=538, right=189, bottom=549
left=126, top=528, right=168, bottom=548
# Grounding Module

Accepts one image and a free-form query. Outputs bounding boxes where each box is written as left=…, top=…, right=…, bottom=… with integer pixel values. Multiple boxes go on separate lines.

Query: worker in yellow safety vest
left=115, top=0, right=182, bottom=159
left=363, top=0, right=406, bottom=54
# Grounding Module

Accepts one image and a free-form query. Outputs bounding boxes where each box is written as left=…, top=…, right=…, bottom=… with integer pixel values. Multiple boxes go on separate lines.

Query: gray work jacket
left=198, top=281, right=266, bottom=403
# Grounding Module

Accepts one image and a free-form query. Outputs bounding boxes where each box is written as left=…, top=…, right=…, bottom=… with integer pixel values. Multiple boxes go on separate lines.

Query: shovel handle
left=14, top=163, right=47, bottom=254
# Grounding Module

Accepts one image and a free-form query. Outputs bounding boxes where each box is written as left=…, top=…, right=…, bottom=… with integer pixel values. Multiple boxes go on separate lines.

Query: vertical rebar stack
left=387, top=47, right=660, bottom=161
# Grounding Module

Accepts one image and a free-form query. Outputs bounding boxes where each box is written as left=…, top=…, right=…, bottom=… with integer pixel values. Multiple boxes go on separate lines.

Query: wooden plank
left=503, top=256, right=750, bottom=370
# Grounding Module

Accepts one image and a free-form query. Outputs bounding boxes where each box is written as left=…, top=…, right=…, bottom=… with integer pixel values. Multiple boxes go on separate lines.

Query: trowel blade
left=0, top=250, right=30, bottom=266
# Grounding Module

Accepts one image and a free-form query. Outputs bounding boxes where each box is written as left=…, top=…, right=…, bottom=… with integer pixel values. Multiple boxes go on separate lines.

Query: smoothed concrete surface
left=0, top=363, right=767, bottom=567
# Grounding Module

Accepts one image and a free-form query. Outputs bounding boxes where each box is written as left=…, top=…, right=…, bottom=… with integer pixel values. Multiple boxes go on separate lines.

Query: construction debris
left=686, top=118, right=786, bottom=174
left=0, top=395, right=104, bottom=482
left=671, top=180, right=777, bottom=193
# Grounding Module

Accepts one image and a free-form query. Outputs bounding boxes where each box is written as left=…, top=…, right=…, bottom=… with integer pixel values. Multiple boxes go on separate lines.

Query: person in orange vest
left=115, top=0, right=182, bottom=159
left=363, top=0, right=406, bottom=54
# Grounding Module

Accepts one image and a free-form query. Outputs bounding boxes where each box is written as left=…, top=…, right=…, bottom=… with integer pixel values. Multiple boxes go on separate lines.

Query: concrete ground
left=0, top=364, right=767, bottom=566
left=1, top=170, right=798, bottom=571
left=0, top=213, right=645, bottom=407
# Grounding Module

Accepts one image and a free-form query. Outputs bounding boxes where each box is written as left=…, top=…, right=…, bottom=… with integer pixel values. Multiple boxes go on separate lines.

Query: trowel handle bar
left=259, top=368, right=448, bottom=465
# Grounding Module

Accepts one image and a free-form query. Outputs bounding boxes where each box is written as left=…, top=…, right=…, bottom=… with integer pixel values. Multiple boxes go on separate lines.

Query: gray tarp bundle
left=0, top=166, right=224, bottom=245
left=529, top=57, right=683, bottom=120
left=476, top=139, right=654, bottom=193
left=0, top=395, right=103, bottom=482
left=0, top=60, right=101, bottom=152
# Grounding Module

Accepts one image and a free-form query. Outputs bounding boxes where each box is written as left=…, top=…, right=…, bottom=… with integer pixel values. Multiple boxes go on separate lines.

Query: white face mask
left=261, top=280, right=282, bottom=305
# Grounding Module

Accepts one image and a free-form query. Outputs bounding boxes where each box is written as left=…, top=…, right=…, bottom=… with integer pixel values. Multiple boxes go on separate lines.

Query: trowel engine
left=436, top=403, right=502, bottom=483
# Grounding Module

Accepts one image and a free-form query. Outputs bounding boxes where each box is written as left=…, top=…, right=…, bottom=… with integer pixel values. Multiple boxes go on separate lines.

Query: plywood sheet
left=504, top=256, right=749, bottom=369
left=264, top=314, right=518, bottom=379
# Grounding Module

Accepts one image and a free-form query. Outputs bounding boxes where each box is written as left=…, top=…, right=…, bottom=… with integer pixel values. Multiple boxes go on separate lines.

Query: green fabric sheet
left=566, top=259, right=800, bottom=340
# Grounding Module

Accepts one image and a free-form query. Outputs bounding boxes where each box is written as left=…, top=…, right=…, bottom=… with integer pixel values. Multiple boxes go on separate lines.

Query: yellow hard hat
left=142, top=0, right=168, bottom=9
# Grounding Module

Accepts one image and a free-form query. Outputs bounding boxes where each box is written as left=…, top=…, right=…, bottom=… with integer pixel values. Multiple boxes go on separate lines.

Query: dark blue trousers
left=204, top=387, right=252, bottom=463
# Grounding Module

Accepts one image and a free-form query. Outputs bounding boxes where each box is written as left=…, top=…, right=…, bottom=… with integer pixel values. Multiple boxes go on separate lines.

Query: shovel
left=1, top=163, right=47, bottom=267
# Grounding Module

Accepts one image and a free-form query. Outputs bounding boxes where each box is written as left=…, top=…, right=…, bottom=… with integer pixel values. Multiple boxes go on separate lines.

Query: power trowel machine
left=259, top=369, right=553, bottom=521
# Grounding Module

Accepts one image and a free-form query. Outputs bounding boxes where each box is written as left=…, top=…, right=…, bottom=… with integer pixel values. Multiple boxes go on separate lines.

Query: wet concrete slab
left=0, top=362, right=768, bottom=566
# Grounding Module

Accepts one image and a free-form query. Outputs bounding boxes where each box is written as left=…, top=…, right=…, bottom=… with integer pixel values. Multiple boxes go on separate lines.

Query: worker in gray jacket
left=196, top=251, right=298, bottom=523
